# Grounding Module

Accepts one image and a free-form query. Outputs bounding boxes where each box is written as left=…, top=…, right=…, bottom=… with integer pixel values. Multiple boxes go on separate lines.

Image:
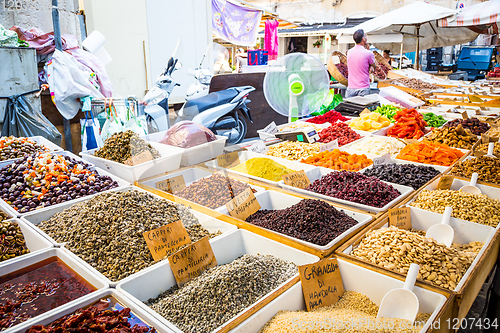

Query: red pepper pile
left=319, top=122, right=362, bottom=146
left=306, top=110, right=348, bottom=124
left=387, top=108, right=428, bottom=139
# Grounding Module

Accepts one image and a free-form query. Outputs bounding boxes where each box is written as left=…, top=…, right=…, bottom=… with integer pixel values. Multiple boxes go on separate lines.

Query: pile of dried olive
left=95, top=131, right=161, bottom=164
left=39, top=190, right=221, bottom=281
left=0, top=136, right=50, bottom=161
left=450, top=156, right=500, bottom=184
left=0, top=220, right=29, bottom=262
left=173, top=173, right=256, bottom=209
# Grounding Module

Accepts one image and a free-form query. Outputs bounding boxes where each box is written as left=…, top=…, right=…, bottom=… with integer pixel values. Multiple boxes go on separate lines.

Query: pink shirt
left=347, top=45, right=375, bottom=89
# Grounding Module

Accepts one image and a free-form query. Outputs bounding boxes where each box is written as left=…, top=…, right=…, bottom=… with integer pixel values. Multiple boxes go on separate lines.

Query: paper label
left=475, top=110, right=482, bottom=115
left=299, top=258, right=345, bottom=311
left=156, top=175, right=186, bottom=194
left=282, top=170, right=311, bottom=189
left=225, top=188, right=261, bottom=220
left=373, top=153, right=392, bottom=166
left=320, top=140, right=339, bottom=152
left=388, top=207, right=412, bottom=230
left=247, top=140, right=268, bottom=154
left=124, top=151, right=154, bottom=166
left=143, top=220, right=191, bottom=261
left=262, top=121, right=278, bottom=134
left=217, top=152, right=240, bottom=168
left=461, top=111, right=469, bottom=120
left=168, top=236, right=217, bottom=287
left=437, top=175, right=454, bottom=190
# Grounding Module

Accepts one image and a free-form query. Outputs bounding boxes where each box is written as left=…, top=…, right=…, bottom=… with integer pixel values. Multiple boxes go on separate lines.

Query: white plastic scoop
left=485, top=142, right=496, bottom=158
left=459, top=173, right=481, bottom=195
left=425, top=206, right=454, bottom=247
left=377, top=263, right=420, bottom=323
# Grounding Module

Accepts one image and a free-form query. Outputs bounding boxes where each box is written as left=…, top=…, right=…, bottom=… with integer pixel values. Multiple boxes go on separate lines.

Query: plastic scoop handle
left=469, top=173, right=479, bottom=187
left=441, top=206, right=453, bottom=226
left=404, top=263, right=420, bottom=291
left=488, top=142, right=495, bottom=156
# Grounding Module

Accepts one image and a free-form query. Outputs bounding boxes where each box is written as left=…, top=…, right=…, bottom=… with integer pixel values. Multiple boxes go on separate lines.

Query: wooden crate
left=335, top=212, right=500, bottom=325
left=136, top=165, right=378, bottom=258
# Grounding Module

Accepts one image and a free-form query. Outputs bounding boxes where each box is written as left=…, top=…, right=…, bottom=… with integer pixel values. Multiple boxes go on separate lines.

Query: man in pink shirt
left=346, top=29, right=376, bottom=98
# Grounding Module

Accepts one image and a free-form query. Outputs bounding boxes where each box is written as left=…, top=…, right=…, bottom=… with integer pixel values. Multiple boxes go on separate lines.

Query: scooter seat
left=184, top=89, right=239, bottom=113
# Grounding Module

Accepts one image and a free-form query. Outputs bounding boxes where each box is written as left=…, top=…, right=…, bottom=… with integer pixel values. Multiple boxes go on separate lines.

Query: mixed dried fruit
left=95, top=130, right=161, bottom=164
left=396, top=141, right=464, bottom=166
left=318, top=122, right=362, bottom=146
left=424, top=125, right=478, bottom=149
left=363, top=164, right=441, bottom=190
left=445, top=118, right=490, bottom=135
left=306, top=110, right=348, bottom=124
left=450, top=156, right=500, bottom=184
left=387, top=108, right=427, bottom=139
left=0, top=220, right=29, bottom=262
left=349, top=112, right=391, bottom=132
left=0, top=137, right=50, bottom=161
left=266, top=141, right=321, bottom=161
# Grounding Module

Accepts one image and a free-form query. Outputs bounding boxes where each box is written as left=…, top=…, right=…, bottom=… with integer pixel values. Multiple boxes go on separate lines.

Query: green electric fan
left=263, top=53, right=330, bottom=122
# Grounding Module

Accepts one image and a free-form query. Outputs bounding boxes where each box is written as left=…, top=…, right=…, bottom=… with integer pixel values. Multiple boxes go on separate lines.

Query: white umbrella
left=343, top=1, right=478, bottom=69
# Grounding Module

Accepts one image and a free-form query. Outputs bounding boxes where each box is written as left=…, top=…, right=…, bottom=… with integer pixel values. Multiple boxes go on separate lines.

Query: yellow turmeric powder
left=230, top=157, right=296, bottom=181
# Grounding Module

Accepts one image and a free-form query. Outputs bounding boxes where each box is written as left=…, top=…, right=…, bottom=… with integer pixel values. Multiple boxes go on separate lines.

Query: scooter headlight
left=199, top=74, right=212, bottom=85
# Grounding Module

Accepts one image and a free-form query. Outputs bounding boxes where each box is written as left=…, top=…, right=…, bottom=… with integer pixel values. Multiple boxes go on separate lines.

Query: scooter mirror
left=175, top=61, right=182, bottom=70
left=167, top=57, right=174, bottom=70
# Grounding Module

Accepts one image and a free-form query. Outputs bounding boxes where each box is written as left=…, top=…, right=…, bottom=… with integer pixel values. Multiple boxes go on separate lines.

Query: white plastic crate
left=80, top=141, right=184, bottom=183
left=216, top=190, right=373, bottom=252
left=116, top=229, right=319, bottom=333
left=22, top=186, right=237, bottom=287
left=0, top=218, right=53, bottom=270
left=230, top=258, right=447, bottom=333
left=0, top=248, right=108, bottom=333
left=279, top=167, right=414, bottom=213
left=8, top=289, right=175, bottom=333
left=341, top=206, right=497, bottom=292
left=142, top=131, right=227, bottom=167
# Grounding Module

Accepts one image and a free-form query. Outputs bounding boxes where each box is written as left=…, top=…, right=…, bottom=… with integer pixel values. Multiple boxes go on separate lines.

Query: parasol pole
left=400, top=41, right=403, bottom=70
left=52, top=0, right=73, bottom=152
left=415, top=24, right=420, bottom=71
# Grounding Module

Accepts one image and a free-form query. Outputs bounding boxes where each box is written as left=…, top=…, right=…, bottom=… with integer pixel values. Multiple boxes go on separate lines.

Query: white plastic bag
left=46, top=50, right=104, bottom=119
left=81, top=117, right=103, bottom=151
left=100, top=99, right=124, bottom=141
left=123, top=105, right=147, bottom=136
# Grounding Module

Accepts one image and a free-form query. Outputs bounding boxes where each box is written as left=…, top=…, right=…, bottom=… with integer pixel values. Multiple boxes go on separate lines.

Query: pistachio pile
left=351, top=226, right=482, bottom=290
left=450, top=156, right=500, bottom=184
left=147, top=254, right=296, bottom=332
left=0, top=220, right=29, bottom=262
left=39, top=190, right=221, bottom=281
left=266, top=141, right=321, bottom=161
left=410, top=190, right=500, bottom=227
left=94, top=131, right=161, bottom=164
left=424, top=125, right=477, bottom=149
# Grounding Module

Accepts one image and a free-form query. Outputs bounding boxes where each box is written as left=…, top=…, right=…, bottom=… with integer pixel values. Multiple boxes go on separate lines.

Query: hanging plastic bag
left=123, top=102, right=147, bottom=136
left=46, top=49, right=104, bottom=120
left=1, top=92, right=62, bottom=145
left=100, top=99, right=123, bottom=141
left=80, top=96, right=103, bottom=151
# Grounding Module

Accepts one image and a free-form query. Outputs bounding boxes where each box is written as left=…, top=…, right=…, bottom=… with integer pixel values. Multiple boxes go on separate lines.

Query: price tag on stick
left=168, top=236, right=217, bottom=287
left=217, top=152, right=240, bottom=168
left=461, top=111, right=469, bottom=120
left=262, top=121, right=278, bottom=134
left=156, top=175, right=186, bottom=194
left=282, top=170, right=311, bottom=189
left=247, top=140, right=268, bottom=154
left=143, top=220, right=191, bottom=261
left=124, top=151, right=154, bottom=166
left=319, top=140, right=339, bottom=152
left=388, top=207, right=412, bottom=230
left=437, top=175, right=454, bottom=190
left=225, top=188, right=261, bottom=220
left=373, top=153, right=391, bottom=166
left=299, top=258, right=345, bottom=311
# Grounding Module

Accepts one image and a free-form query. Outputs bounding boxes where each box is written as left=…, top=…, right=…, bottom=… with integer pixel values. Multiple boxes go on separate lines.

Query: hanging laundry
left=265, top=19, right=279, bottom=60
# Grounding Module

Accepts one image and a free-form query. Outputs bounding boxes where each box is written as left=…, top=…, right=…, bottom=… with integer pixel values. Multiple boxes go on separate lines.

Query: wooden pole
left=415, top=25, right=420, bottom=71
left=52, top=0, right=73, bottom=152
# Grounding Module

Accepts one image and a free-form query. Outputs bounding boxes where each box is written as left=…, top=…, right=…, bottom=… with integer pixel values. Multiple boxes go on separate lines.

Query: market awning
left=341, top=1, right=478, bottom=55
left=259, top=15, right=297, bottom=31
left=438, top=1, right=500, bottom=35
